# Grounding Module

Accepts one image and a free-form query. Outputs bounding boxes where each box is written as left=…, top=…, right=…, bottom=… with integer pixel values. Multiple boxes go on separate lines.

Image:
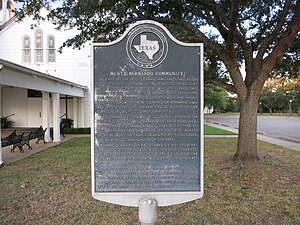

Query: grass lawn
left=204, top=124, right=236, bottom=135
left=1, top=137, right=300, bottom=224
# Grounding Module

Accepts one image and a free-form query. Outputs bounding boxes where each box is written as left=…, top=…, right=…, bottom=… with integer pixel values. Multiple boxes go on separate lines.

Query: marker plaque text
left=92, top=21, right=203, bottom=207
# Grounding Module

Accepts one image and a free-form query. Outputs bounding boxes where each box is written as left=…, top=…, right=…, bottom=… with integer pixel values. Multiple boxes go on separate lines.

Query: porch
left=0, top=58, right=88, bottom=165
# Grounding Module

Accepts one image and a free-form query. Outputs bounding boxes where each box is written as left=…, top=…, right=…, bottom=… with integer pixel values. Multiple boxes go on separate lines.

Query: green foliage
left=14, top=0, right=300, bottom=160
left=260, top=88, right=298, bottom=114
left=273, top=34, right=300, bottom=78
left=61, top=118, right=73, bottom=128
left=204, top=84, right=229, bottom=112
left=1, top=117, right=14, bottom=128
left=14, top=0, right=299, bottom=95
left=226, top=97, right=240, bottom=113
left=260, top=88, right=285, bottom=113
left=260, top=77, right=300, bottom=114
left=204, top=48, right=231, bottom=85
left=63, top=127, right=91, bottom=134
left=14, top=1, right=299, bottom=65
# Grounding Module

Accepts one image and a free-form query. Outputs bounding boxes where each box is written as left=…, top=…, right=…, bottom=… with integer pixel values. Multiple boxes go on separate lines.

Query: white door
left=27, top=98, right=42, bottom=127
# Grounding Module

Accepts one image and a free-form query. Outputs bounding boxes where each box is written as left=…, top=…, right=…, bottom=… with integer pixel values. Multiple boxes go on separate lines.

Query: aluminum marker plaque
left=92, top=20, right=204, bottom=207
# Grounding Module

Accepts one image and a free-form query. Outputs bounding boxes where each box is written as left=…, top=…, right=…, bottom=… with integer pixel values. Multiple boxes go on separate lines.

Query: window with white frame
left=35, top=28, right=43, bottom=63
left=47, top=35, right=56, bottom=63
left=22, top=35, right=31, bottom=63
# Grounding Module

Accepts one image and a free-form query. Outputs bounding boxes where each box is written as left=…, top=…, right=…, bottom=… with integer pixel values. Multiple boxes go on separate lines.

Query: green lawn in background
left=204, top=124, right=236, bottom=135
left=1, top=137, right=299, bottom=224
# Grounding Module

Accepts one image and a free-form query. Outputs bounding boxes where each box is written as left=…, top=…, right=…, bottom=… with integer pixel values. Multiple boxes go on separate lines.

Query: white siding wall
left=2, top=87, right=80, bottom=127
left=2, top=87, right=28, bottom=127
left=0, top=9, right=91, bottom=127
left=0, top=15, right=91, bottom=87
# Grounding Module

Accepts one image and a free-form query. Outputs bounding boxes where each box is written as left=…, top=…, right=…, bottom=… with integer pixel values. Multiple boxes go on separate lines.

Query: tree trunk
left=265, top=105, right=272, bottom=115
left=233, top=97, right=260, bottom=162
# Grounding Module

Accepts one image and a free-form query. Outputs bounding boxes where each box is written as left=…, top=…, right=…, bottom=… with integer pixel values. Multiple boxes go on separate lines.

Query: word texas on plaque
left=92, top=20, right=204, bottom=207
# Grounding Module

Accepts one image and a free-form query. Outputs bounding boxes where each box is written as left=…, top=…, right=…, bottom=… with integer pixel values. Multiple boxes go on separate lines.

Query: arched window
left=23, top=35, right=31, bottom=63
left=47, top=35, right=56, bottom=63
left=35, top=28, right=43, bottom=63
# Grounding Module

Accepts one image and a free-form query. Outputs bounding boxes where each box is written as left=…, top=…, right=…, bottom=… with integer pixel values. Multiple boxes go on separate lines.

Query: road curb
left=205, top=121, right=300, bottom=152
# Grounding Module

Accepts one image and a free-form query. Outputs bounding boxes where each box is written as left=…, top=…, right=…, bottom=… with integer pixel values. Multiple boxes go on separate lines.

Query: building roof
left=0, top=15, right=16, bottom=31
left=0, top=58, right=88, bottom=97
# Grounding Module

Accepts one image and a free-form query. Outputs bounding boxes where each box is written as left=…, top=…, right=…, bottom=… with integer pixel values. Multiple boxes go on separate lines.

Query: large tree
left=15, top=0, right=300, bottom=162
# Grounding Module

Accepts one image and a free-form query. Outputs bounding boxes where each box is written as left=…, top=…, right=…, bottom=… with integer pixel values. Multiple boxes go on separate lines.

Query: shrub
left=63, top=127, right=90, bottom=134
left=1, top=117, right=14, bottom=128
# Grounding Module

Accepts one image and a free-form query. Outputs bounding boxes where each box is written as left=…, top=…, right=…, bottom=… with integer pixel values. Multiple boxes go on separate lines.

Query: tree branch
left=262, top=0, right=300, bottom=79
left=256, top=0, right=292, bottom=62
left=188, top=0, right=231, bottom=37
left=153, top=17, right=228, bottom=61
left=205, top=79, right=237, bottom=93
left=153, top=16, right=247, bottom=99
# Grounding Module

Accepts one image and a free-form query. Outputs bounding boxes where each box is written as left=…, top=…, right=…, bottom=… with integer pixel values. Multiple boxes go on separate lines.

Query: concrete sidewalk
left=205, top=121, right=300, bottom=152
left=1, top=133, right=90, bottom=166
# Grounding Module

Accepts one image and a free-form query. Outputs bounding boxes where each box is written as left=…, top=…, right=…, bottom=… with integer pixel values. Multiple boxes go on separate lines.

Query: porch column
left=79, top=97, right=85, bottom=127
left=52, top=93, right=61, bottom=142
left=0, top=84, right=3, bottom=166
left=42, top=91, right=50, bottom=142
left=73, top=97, right=78, bottom=128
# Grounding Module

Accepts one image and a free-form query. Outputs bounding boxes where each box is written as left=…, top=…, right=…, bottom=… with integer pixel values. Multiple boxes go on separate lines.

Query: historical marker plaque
left=92, top=20, right=203, bottom=207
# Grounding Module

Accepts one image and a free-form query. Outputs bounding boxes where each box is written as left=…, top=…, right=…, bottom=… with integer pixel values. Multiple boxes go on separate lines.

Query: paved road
left=205, top=114, right=300, bottom=144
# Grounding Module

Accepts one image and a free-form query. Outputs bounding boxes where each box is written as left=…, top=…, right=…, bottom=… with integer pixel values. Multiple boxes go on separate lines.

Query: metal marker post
left=139, top=197, right=158, bottom=225
left=92, top=20, right=204, bottom=223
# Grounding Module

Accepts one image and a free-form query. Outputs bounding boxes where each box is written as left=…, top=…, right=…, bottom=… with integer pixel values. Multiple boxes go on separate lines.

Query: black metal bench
left=1, top=130, right=17, bottom=147
left=20, top=131, right=33, bottom=150
left=1, top=125, right=66, bottom=153
left=35, top=126, right=48, bottom=144
left=1, top=126, right=48, bottom=153
left=1, top=131, right=26, bottom=153
left=10, top=133, right=25, bottom=153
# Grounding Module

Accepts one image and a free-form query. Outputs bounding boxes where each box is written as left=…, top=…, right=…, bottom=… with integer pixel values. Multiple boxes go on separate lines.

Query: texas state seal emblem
left=126, top=25, right=168, bottom=68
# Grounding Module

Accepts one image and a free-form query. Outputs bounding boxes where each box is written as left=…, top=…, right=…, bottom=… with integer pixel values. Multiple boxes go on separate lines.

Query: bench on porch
left=50, top=124, right=66, bottom=140
left=33, top=126, right=48, bottom=144
left=1, top=126, right=48, bottom=153
left=1, top=131, right=25, bottom=153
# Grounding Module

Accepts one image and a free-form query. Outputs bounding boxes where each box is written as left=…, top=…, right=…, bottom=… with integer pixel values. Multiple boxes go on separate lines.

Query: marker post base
left=139, top=197, right=158, bottom=225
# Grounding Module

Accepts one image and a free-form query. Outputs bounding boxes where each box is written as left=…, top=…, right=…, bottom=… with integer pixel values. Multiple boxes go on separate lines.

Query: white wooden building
left=0, top=1, right=91, bottom=165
